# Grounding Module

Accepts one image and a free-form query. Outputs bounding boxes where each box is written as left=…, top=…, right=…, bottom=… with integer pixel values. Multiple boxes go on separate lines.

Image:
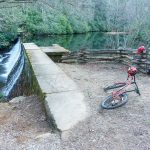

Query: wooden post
left=146, top=48, right=150, bottom=74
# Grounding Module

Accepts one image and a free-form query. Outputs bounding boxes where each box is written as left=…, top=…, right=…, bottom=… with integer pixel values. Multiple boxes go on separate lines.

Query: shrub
left=0, top=16, right=18, bottom=49
left=25, top=9, right=44, bottom=35
left=68, top=16, right=90, bottom=33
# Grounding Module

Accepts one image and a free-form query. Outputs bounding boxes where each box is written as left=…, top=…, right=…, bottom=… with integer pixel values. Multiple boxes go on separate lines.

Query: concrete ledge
left=23, top=43, right=41, bottom=50
left=32, top=64, right=64, bottom=76
left=40, top=44, right=69, bottom=62
left=45, top=91, right=87, bottom=131
left=36, top=74, right=78, bottom=94
left=27, top=49, right=53, bottom=64
left=41, top=44, right=69, bottom=55
left=23, top=43, right=88, bottom=131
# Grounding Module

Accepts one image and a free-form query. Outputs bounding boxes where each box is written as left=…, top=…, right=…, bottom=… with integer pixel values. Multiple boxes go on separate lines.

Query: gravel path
left=1, top=62, right=150, bottom=150
left=58, top=62, right=150, bottom=150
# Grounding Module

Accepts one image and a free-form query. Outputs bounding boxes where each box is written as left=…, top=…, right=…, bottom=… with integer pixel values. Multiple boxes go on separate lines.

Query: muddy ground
left=1, top=62, right=150, bottom=150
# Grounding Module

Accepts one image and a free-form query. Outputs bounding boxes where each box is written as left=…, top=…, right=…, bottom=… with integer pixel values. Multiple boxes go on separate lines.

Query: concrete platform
left=40, top=44, right=69, bottom=62
left=45, top=91, right=87, bottom=131
left=23, top=43, right=40, bottom=50
left=23, top=43, right=88, bottom=131
left=41, top=44, right=69, bottom=55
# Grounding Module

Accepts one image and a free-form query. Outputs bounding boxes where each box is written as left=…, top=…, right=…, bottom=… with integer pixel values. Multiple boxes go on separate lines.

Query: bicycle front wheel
left=101, top=93, right=128, bottom=109
left=104, top=83, right=126, bottom=92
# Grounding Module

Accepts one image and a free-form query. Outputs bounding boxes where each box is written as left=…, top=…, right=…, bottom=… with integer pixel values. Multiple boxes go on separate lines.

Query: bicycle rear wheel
left=104, top=83, right=126, bottom=92
left=101, top=93, right=128, bottom=109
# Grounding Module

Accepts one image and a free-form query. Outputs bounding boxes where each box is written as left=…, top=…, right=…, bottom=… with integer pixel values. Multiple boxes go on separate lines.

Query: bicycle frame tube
left=112, top=75, right=139, bottom=98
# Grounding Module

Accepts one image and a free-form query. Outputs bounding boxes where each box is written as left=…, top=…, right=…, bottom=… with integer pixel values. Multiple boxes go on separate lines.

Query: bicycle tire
left=101, top=93, right=128, bottom=109
left=104, top=83, right=126, bottom=92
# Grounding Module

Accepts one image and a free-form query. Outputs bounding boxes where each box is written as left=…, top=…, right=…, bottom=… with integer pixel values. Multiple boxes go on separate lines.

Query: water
left=0, top=39, right=40, bottom=101
left=9, top=50, right=38, bottom=99
left=0, top=39, right=25, bottom=100
left=26, top=32, right=148, bottom=51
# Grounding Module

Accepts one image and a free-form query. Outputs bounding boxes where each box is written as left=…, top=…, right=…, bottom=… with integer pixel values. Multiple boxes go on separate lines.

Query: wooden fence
left=61, top=49, right=150, bottom=74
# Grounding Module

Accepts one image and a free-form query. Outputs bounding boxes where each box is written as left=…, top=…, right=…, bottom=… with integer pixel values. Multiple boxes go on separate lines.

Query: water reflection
left=26, top=32, right=147, bottom=51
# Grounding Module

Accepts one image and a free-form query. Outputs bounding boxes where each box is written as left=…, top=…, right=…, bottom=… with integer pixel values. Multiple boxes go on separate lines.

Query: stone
left=9, top=96, right=26, bottom=104
left=35, top=133, right=52, bottom=140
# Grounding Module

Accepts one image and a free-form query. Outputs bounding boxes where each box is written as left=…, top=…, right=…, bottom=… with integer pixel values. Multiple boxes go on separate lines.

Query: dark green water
left=26, top=32, right=147, bottom=51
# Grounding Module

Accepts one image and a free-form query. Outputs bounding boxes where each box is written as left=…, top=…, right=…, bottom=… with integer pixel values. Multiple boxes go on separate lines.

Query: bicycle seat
left=128, top=67, right=137, bottom=76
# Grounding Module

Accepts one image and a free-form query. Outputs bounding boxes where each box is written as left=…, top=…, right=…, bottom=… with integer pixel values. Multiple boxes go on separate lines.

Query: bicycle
left=101, top=66, right=140, bottom=109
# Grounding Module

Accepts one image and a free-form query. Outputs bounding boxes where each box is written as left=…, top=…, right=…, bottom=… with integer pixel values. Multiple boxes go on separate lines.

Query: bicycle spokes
left=101, top=67, right=140, bottom=109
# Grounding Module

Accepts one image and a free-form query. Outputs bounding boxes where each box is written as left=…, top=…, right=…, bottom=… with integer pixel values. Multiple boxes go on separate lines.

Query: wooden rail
left=61, top=49, right=150, bottom=74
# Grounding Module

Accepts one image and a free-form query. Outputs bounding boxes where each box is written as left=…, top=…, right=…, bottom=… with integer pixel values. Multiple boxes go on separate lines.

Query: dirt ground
left=0, top=96, right=60, bottom=150
left=1, top=62, right=150, bottom=150
left=58, top=62, right=150, bottom=150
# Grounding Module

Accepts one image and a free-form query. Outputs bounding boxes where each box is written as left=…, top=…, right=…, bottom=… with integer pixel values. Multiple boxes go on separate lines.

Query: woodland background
left=0, top=0, right=149, bottom=48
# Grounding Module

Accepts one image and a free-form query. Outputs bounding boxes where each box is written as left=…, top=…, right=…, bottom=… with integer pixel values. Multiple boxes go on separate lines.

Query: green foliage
left=25, top=9, right=44, bottom=35
left=127, top=17, right=150, bottom=47
left=0, top=93, right=4, bottom=102
left=0, top=15, right=18, bottom=49
left=58, top=15, right=73, bottom=34
left=137, top=23, right=150, bottom=44
left=0, top=0, right=150, bottom=48
left=24, top=10, right=73, bottom=35
left=0, top=1, right=108, bottom=47
left=48, top=15, right=73, bottom=34
left=91, top=1, right=108, bottom=32
left=26, top=10, right=43, bottom=24
left=68, top=16, right=90, bottom=33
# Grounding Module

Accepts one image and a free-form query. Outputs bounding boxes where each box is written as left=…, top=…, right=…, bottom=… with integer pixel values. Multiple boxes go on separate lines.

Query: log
left=61, top=49, right=150, bottom=75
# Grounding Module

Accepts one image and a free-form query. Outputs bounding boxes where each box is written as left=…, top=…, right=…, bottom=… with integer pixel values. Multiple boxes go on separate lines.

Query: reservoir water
left=26, top=32, right=148, bottom=51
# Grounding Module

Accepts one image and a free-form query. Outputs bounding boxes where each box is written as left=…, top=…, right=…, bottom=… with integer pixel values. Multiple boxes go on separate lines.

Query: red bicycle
left=101, top=67, right=140, bottom=109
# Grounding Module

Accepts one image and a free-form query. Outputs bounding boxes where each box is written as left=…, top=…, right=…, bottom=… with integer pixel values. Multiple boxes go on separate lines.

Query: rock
left=35, top=133, right=52, bottom=140
left=9, top=96, right=26, bottom=104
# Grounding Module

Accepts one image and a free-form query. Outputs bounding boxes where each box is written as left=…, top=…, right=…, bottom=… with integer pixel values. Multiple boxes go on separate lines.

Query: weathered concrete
left=32, top=64, right=64, bottom=76
left=40, top=44, right=69, bottom=62
left=45, top=91, right=87, bottom=131
left=23, top=43, right=40, bottom=50
left=27, top=49, right=53, bottom=64
left=41, top=44, right=69, bottom=54
left=36, top=74, right=78, bottom=94
left=23, top=43, right=88, bottom=131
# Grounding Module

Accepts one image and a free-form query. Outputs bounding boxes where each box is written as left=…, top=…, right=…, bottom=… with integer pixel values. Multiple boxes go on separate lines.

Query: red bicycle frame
left=112, top=74, right=139, bottom=99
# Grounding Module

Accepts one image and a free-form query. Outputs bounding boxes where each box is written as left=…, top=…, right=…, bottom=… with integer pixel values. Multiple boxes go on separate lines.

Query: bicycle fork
left=126, top=75, right=140, bottom=95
